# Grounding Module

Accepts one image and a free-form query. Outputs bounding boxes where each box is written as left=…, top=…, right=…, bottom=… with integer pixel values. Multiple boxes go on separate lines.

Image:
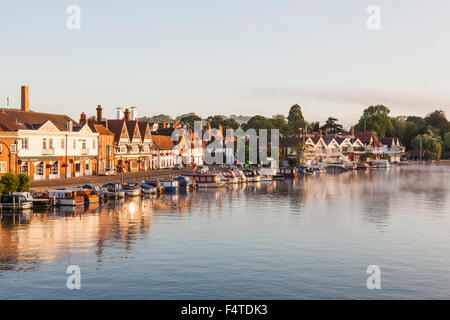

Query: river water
left=1, top=164, right=449, bottom=299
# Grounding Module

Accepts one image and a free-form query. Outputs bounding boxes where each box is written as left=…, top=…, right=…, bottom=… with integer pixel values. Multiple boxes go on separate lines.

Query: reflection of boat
left=160, top=180, right=179, bottom=193
left=123, top=183, right=141, bottom=197
left=242, top=169, right=261, bottom=182
left=80, top=189, right=100, bottom=204
left=235, top=170, right=247, bottom=183
left=102, top=183, right=125, bottom=198
left=181, top=172, right=225, bottom=188
left=48, top=189, right=85, bottom=206
left=1, top=194, right=33, bottom=210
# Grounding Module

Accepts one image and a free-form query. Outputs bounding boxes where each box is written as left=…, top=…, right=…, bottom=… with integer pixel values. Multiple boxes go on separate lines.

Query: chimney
left=124, top=108, right=130, bottom=121
left=130, top=106, right=137, bottom=121
left=67, top=120, right=73, bottom=132
left=319, top=129, right=322, bottom=137
left=21, top=86, right=29, bottom=112
left=116, top=107, right=124, bottom=119
left=162, top=121, right=166, bottom=128
left=174, top=120, right=179, bottom=129
left=350, top=127, right=355, bottom=136
left=219, top=125, right=223, bottom=135
left=96, top=105, right=103, bottom=123
left=79, top=112, right=87, bottom=126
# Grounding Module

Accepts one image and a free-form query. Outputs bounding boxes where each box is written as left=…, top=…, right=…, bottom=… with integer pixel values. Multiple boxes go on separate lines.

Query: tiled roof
left=152, top=134, right=174, bottom=150
left=0, top=108, right=78, bottom=131
left=88, top=122, right=114, bottom=136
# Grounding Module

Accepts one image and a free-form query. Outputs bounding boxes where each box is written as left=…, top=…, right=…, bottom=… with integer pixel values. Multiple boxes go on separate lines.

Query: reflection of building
left=0, top=86, right=98, bottom=180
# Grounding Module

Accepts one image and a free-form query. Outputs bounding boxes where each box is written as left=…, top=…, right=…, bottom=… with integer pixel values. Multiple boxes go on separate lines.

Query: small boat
left=173, top=176, right=194, bottom=190
left=30, top=191, right=55, bottom=208
left=242, top=169, right=261, bottom=182
left=1, top=193, right=33, bottom=210
left=234, top=170, right=247, bottom=183
left=181, top=172, right=225, bottom=188
left=160, top=180, right=179, bottom=193
left=102, top=183, right=125, bottom=198
left=278, top=167, right=298, bottom=178
left=79, top=189, right=100, bottom=204
left=123, top=183, right=141, bottom=197
left=79, top=184, right=107, bottom=202
left=48, top=189, right=85, bottom=206
left=220, top=170, right=239, bottom=184
left=139, top=182, right=158, bottom=195
left=373, top=159, right=390, bottom=168
left=144, top=180, right=165, bottom=194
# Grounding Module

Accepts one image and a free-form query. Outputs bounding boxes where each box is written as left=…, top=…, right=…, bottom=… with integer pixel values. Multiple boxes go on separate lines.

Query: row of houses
left=279, top=128, right=406, bottom=165
left=0, top=86, right=204, bottom=180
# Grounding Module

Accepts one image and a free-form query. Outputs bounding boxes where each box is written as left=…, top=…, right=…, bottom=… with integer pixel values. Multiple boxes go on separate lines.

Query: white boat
left=220, top=170, right=239, bottom=184
left=1, top=193, right=33, bottom=210
left=242, top=169, right=261, bottom=182
left=48, top=189, right=85, bottom=206
left=373, top=159, right=390, bottom=168
left=181, top=173, right=225, bottom=188
left=234, top=170, right=247, bottom=183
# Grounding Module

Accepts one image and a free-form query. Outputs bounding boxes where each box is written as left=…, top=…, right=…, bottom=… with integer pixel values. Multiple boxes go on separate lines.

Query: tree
left=269, top=114, right=290, bottom=136
left=206, top=115, right=240, bottom=130
left=180, top=114, right=202, bottom=128
left=411, top=134, right=442, bottom=160
left=287, top=104, right=306, bottom=135
left=444, top=132, right=450, bottom=150
left=308, top=121, right=320, bottom=133
left=1, top=173, right=19, bottom=194
left=424, top=110, right=449, bottom=136
left=291, top=141, right=306, bottom=166
left=242, top=115, right=273, bottom=131
left=355, top=105, right=393, bottom=138
left=320, top=117, right=343, bottom=134
left=17, top=174, right=31, bottom=192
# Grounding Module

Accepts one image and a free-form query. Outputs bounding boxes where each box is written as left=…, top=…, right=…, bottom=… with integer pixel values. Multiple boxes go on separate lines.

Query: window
left=93, top=139, right=96, bottom=149
left=73, top=139, right=76, bottom=149
left=11, top=144, right=17, bottom=154
left=81, top=140, right=87, bottom=149
left=20, top=163, right=28, bottom=174
left=51, top=162, right=58, bottom=175
left=75, top=163, right=81, bottom=172
left=0, top=162, right=7, bottom=173
left=43, top=138, right=47, bottom=149
left=36, top=163, right=44, bottom=175
left=20, top=138, right=29, bottom=150
left=61, top=138, right=65, bottom=149
left=49, top=138, right=53, bottom=149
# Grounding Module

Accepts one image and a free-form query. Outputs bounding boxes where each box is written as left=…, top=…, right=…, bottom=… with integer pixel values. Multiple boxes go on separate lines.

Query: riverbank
left=29, top=168, right=193, bottom=192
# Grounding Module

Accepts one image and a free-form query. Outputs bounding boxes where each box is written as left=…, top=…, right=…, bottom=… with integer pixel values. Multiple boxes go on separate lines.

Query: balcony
left=81, top=148, right=90, bottom=155
left=42, top=148, right=54, bottom=155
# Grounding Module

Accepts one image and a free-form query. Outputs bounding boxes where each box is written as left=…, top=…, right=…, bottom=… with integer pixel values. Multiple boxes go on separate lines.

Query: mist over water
left=1, top=164, right=449, bottom=299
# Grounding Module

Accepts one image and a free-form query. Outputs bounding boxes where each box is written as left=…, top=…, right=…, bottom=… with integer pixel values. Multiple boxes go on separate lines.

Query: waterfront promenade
left=30, top=168, right=193, bottom=191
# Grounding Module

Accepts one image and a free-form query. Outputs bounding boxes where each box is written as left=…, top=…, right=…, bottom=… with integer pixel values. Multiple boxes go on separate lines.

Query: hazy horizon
left=1, top=0, right=449, bottom=129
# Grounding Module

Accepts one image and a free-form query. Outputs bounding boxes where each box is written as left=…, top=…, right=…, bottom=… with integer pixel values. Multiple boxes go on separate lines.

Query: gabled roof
left=0, top=108, right=78, bottom=131
left=88, top=121, right=114, bottom=136
left=106, top=119, right=129, bottom=143
left=279, top=137, right=303, bottom=147
left=152, top=134, right=174, bottom=150
left=354, top=131, right=383, bottom=147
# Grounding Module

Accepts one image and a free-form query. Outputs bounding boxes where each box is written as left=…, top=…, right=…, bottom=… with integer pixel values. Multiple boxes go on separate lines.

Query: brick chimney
left=162, top=121, right=166, bottom=128
left=96, top=105, right=103, bottom=123
left=67, top=120, right=73, bottom=132
left=350, top=127, right=355, bottom=136
left=21, top=86, right=29, bottom=112
left=174, top=120, right=179, bottom=129
left=124, top=108, right=130, bottom=121
left=79, top=112, right=87, bottom=126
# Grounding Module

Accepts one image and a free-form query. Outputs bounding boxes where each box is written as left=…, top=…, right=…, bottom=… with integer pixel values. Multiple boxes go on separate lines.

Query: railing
left=42, top=148, right=54, bottom=155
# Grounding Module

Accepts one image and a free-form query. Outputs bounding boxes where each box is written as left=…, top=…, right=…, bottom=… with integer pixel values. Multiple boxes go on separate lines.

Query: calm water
left=1, top=164, right=449, bottom=299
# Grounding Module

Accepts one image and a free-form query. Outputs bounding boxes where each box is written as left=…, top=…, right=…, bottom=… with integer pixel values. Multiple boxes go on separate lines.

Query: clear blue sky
left=1, top=0, right=449, bottom=128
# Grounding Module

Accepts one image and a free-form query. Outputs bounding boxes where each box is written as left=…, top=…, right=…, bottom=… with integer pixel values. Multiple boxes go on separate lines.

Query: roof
left=88, top=122, right=114, bottom=136
left=0, top=108, right=78, bottom=131
left=106, top=119, right=128, bottom=142
left=354, top=131, right=383, bottom=147
left=152, top=134, right=174, bottom=150
left=279, top=137, right=303, bottom=147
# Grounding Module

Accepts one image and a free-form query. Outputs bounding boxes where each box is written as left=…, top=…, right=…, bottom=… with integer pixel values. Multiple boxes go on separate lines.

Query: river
left=1, top=164, right=449, bottom=299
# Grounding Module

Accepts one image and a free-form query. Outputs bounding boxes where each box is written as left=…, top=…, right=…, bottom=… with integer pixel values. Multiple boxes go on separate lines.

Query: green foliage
left=287, top=104, right=306, bottom=135
left=320, top=117, right=343, bottom=134
left=141, top=114, right=173, bottom=123
left=180, top=114, right=202, bottom=128
left=0, top=173, right=20, bottom=194
left=242, top=115, right=273, bottom=131
left=291, top=141, right=306, bottom=165
left=411, top=134, right=442, bottom=160
left=269, top=114, right=290, bottom=136
left=424, top=110, right=449, bottom=136
left=355, top=105, right=393, bottom=138
left=206, top=115, right=240, bottom=130
left=0, top=183, right=4, bottom=195
left=17, top=174, right=31, bottom=192
left=444, top=132, right=450, bottom=150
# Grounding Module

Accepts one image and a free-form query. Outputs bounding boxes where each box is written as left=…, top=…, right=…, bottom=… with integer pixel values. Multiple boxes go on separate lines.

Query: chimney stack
left=80, top=112, right=87, bottom=125
left=116, top=107, right=124, bottom=120
left=162, top=121, right=166, bottom=128
left=67, top=120, right=73, bottom=132
left=350, top=127, right=355, bottom=136
left=174, top=120, right=179, bottom=129
left=96, top=105, right=103, bottom=123
left=130, top=106, right=137, bottom=121
left=21, top=86, right=29, bottom=112
left=124, top=108, right=130, bottom=121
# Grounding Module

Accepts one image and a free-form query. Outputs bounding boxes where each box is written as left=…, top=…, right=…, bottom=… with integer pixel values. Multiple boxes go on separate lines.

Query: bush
left=17, top=174, right=31, bottom=192
left=0, top=183, right=4, bottom=195
left=0, top=173, right=20, bottom=194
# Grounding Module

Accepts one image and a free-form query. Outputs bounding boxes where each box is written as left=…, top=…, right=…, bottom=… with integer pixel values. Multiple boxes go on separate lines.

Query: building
left=380, top=137, right=406, bottom=162
left=0, top=86, right=99, bottom=180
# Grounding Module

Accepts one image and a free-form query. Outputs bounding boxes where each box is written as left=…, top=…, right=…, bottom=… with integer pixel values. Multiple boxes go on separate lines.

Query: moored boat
left=160, top=180, right=179, bottom=193
left=278, top=167, right=298, bottom=178
left=122, top=183, right=141, bottom=197
left=139, top=182, right=158, bottom=194
left=173, top=176, right=194, bottom=190
left=220, top=170, right=239, bottom=184
left=242, top=169, right=261, bottom=182
left=48, top=189, right=85, bottom=206
left=181, top=172, right=225, bottom=188
left=1, top=193, right=33, bottom=210
left=102, top=183, right=125, bottom=198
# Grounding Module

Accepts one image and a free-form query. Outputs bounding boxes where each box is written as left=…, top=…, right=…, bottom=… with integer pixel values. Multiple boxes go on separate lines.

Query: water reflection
left=0, top=164, right=449, bottom=299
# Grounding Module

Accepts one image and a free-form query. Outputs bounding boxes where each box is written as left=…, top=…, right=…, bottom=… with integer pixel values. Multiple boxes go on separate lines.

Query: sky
left=1, top=0, right=449, bottom=129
